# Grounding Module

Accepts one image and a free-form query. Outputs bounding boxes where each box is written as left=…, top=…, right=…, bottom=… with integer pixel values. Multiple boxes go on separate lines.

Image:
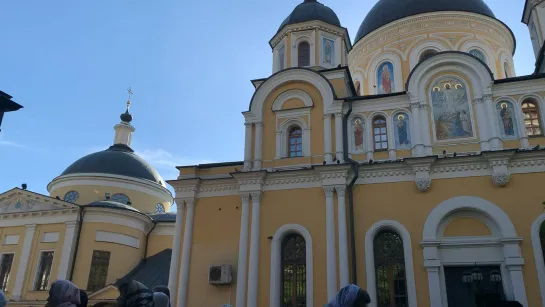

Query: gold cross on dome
left=127, top=87, right=133, bottom=101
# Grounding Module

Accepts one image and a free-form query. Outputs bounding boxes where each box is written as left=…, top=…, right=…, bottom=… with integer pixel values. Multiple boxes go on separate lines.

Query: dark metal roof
left=149, top=213, right=176, bottom=222
left=354, top=0, right=496, bottom=43
left=60, top=144, right=165, bottom=186
left=278, top=0, right=341, bottom=33
left=85, top=200, right=141, bottom=213
left=115, top=249, right=171, bottom=289
left=177, top=161, right=244, bottom=169
left=0, top=90, right=23, bottom=112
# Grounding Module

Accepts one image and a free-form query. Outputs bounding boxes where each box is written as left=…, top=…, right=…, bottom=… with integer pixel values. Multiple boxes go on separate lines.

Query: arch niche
left=421, top=196, right=527, bottom=307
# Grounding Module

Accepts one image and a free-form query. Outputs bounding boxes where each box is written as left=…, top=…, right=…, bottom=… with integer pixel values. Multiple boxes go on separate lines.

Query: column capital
left=244, top=122, right=253, bottom=127
left=255, top=122, right=263, bottom=127
left=410, top=101, right=421, bottom=111
left=335, top=186, right=346, bottom=196
left=473, top=97, right=484, bottom=105
left=482, top=93, right=493, bottom=101
left=324, top=114, right=332, bottom=119
left=240, top=193, right=250, bottom=202
left=323, top=186, right=335, bottom=197
left=334, top=112, right=343, bottom=118
left=419, top=103, right=429, bottom=111
left=25, top=224, right=37, bottom=231
left=250, top=191, right=262, bottom=201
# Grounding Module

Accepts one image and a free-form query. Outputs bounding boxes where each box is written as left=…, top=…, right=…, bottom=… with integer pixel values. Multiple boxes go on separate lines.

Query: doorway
left=444, top=266, right=505, bottom=307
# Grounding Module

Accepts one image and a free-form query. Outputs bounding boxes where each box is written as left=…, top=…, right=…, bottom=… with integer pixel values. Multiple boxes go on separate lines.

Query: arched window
left=374, top=231, right=408, bottom=307
left=298, top=42, right=310, bottom=67
left=281, top=234, right=306, bottom=307
left=419, top=49, right=438, bottom=63
left=354, top=81, right=361, bottom=96
left=522, top=99, right=542, bottom=136
left=373, top=116, right=388, bottom=151
left=288, top=126, right=303, bottom=157
left=469, top=49, right=487, bottom=64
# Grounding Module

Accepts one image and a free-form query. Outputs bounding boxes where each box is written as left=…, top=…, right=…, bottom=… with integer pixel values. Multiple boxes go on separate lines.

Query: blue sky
left=0, top=0, right=535, bottom=205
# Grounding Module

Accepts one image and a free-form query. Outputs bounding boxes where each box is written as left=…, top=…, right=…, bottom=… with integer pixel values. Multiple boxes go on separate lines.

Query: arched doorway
left=422, top=196, right=527, bottom=307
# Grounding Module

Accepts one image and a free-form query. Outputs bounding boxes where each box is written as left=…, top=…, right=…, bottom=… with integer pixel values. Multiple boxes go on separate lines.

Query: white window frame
left=277, top=117, right=311, bottom=159
left=269, top=224, right=313, bottom=307
left=290, top=30, right=315, bottom=67
left=0, top=252, right=15, bottom=291
left=33, top=250, right=55, bottom=291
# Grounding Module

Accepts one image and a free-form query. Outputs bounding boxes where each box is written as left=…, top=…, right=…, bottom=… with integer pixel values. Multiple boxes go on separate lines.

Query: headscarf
left=153, top=292, right=170, bottom=307
left=117, top=280, right=154, bottom=307
left=152, top=286, right=170, bottom=298
left=0, top=290, right=8, bottom=307
left=77, top=290, right=88, bottom=307
left=47, top=280, right=81, bottom=307
left=327, top=285, right=370, bottom=307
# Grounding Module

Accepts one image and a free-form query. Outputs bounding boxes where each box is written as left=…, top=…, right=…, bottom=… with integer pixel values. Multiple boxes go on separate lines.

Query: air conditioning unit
left=208, top=264, right=232, bottom=285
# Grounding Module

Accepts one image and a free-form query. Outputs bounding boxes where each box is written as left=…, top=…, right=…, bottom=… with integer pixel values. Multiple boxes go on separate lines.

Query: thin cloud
left=0, top=138, right=26, bottom=149
left=137, top=148, right=215, bottom=179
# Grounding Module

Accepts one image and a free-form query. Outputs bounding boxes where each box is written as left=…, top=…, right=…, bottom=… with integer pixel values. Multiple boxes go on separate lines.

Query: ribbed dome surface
left=60, top=144, right=165, bottom=186
left=355, top=0, right=495, bottom=43
left=278, top=0, right=341, bottom=32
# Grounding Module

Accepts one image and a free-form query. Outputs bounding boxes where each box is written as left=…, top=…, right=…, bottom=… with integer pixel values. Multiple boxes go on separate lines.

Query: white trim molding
left=421, top=196, right=528, bottom=307
left=3, top=235, right=19, bottom=245
left=11, top=224, right=36, bottom=301
left=269, top=224, right=313, bottom=307
left=409, top=41, right=448, bottom=70
left=277, top=118, right=311, bottom=159
left=365, top=220, right=417, bottom=307
left=290, top=30, right=316, bottom=68
left=95, top=231, right=140, bottom=248
left=83, top=207, right=153, bottom=233
left=531, top=213, right=545, bottom=307
left=272, top=89, right=313, bottom=111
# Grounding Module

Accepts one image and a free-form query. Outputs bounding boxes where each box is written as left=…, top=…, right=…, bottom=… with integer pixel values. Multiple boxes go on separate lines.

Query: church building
left=3, top=0, right=545, bottom=307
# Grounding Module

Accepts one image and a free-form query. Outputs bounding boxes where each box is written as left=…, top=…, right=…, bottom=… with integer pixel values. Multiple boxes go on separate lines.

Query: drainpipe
left=342, top=99, right=359, bottom=285
left=69, top=207, right=84, bottom=281
left=144, top=221, right=157, bottom=259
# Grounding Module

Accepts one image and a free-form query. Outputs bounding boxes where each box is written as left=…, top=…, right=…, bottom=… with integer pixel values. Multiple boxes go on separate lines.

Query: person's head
left=116, top=280, right=154, bottom=307
left=327, top=285, right=370, bottom=307
left=0, top=289, right=8, bottom=307
left=48, top=280, right=81, bottom=307
left=152, top=292, right=169, bottom=307
left=77, top=290, right=88, bottom=307
left=152, top=286, right=170, bottom=298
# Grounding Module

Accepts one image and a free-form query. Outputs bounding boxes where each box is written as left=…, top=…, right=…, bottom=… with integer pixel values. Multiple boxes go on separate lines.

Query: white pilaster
left=235, top=194, right=250, bottom=307
left=275, top=132, right=282, bottom=159
left=365, top=119, right=374, bottom=161
left=114, top=122, right=135, bottom=147
left=324, top=114, right=333, bottom=163
left=334, top=112, right=344, bottom=163
left=57, top=221, right=79, bottom=280
left=425, top=265, right=442, bottom=307
left=484, top=94, right=502, bottom=150
left=324, top=187, right=337, bottom=300
left=419, top=104, right=433, bottom=155
left=387, top=115, right=397, bottom=160
left=168, top=201, right=185, bottom=304
left=517, top=106, right=531, bottom=148
left=244, top=123, right=253, bottom=170
left=474, top=97, right=491, bottom=151
left=253, top=122, right=263, bottom=170
left=506, top=265, right=528, bottom=306
left=410, top=102, right=423, bottom=156
left=336, top=186, right=349, bottom=288
left=177, top=199, right=196, bottom=307
left=12, top=224, right=37, bottom=301
left=246, top=192, right=262, bottom=307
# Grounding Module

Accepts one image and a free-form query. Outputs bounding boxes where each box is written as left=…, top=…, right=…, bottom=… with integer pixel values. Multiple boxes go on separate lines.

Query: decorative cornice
left=323, top=186, right=335, bottom=196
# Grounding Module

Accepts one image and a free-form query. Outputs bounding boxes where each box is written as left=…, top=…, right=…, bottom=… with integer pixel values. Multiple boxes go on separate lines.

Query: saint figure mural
left=324, top=38, right=334, bottom=65
left=430, top=77, right=474, bottom=140
left=378, top=62, right=394, bottom=94
left=394, top=113, right=411, bottom=148
left=353, top=118, right=364, bottom=151
left=497, top=102, right=516, bottom=137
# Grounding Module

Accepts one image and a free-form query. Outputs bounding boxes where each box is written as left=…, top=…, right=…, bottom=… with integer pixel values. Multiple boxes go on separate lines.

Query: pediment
left=0, top=188, right=78, bottom=214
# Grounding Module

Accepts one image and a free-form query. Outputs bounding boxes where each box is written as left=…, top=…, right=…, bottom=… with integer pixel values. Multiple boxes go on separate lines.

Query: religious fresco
left=430, top=77, right=474, bottom=140
left=469, top=49, right=486, bottom=63
left=352, top=118, right=365, bottom=151
left=278, top=45, right=285, bottom=70
left=394, top=113, right=411, bottom=149
left=323, top=37, right=335, bottom=65
left=377, top=62, right=394, bottom=94
left=496, top=101, right=518, bottom=138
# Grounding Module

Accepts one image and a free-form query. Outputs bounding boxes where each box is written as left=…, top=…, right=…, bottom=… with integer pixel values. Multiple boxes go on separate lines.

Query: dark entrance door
left=444, top=266, right=505, bottom=307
